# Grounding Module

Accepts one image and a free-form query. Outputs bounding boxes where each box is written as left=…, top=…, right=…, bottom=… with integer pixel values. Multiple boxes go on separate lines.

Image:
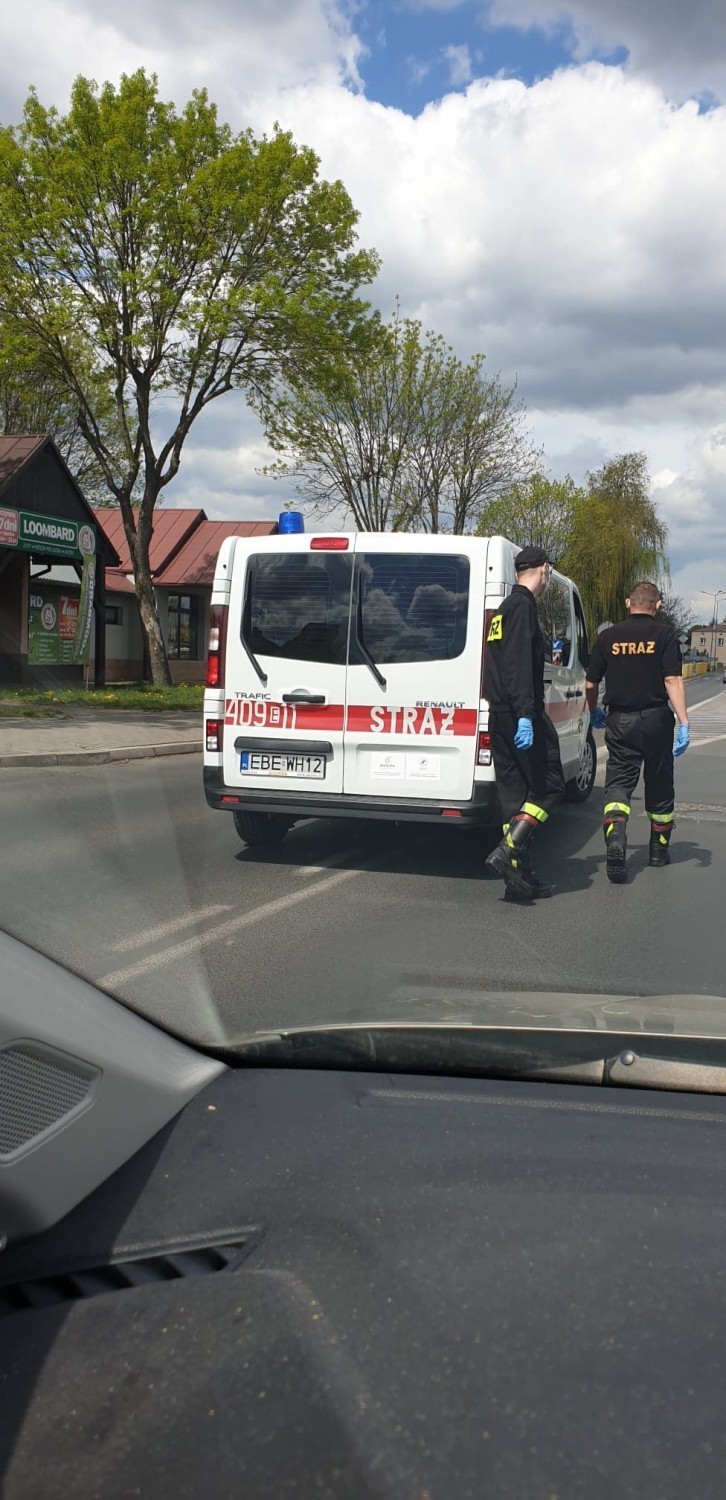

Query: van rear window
left=244, top=553, right=353, bottom=665
left=356, top=553, right=469, bottom=665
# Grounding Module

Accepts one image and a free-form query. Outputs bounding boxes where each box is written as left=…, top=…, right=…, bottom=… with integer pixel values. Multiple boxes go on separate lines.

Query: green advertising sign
left=73, top=554, right=96, bottom=662
left=28, top=584, right=93, bottom=667
left=0, top=506, right=96, bottom=561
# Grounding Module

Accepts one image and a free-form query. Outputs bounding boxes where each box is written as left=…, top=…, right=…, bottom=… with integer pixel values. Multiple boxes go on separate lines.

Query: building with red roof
left=0, top=432, right=278, bottom=686
left=93, top=508, right=278, bottom=682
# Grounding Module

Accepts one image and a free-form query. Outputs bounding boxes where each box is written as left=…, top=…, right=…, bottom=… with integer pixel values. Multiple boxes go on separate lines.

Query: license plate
left=240, top=751, right=326, bottom=779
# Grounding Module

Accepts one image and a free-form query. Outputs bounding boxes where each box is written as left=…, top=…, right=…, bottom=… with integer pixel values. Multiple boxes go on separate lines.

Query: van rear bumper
left=203, top=768, right=501, bottom=826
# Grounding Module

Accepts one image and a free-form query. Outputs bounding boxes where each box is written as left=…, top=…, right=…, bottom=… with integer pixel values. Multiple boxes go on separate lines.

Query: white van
left=203, top=531, right=596, bottom=846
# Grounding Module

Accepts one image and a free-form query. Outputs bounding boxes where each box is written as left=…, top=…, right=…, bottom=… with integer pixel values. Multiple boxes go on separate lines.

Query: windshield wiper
left=223, top=1025, right=726, bottom=1096
left=355, top=578, right=387, bottom=691
left=241, top=577, right=268, bottom=686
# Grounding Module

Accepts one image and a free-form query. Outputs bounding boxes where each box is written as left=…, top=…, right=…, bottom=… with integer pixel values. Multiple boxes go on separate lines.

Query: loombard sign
left=0, top=507, right=96, bottom=561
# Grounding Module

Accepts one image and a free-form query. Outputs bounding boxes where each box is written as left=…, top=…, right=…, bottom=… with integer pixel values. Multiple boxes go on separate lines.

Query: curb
left=0, top=741, right=202, bottom=769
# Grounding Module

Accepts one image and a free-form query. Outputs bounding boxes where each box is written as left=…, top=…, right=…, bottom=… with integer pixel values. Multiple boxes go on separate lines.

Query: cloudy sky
left=1, top=0, right=725, bottom=612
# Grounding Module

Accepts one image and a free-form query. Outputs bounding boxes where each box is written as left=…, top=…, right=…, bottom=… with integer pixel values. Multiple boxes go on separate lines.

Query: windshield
left=0, top=10, right=724, bottom=1062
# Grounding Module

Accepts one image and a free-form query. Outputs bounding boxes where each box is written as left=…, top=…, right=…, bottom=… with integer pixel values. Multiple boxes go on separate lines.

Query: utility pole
left=697, top=589, right=726, bottom=671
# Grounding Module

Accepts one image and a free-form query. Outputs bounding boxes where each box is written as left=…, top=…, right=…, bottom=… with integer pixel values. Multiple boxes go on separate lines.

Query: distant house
left=94, top=508, right=278, bottom=683
left=688, top=625, right=726, bottom=666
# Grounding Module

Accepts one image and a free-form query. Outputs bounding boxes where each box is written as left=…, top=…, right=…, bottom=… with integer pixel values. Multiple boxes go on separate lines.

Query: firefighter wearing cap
left=483, top=546, right=566, bottom=900
left=585, top=580, right=689, bottom=884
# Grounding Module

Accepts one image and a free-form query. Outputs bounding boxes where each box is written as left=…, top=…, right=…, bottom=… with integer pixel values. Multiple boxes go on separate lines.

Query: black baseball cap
left=514, top=546, right=551, bottom=572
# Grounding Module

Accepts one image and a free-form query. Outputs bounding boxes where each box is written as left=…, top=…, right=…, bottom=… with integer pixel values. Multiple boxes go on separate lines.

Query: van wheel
left=233, top=811, right=290, bottom=847
left=565, top=730, right=597, bottom=803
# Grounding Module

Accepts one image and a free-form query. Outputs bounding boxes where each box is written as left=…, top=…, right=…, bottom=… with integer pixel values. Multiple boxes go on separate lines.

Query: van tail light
left=206, top=604, right=229, bottom=689
left=206, top=718, right=223, bottom=753
left=477, top=731, right=492, bottom=767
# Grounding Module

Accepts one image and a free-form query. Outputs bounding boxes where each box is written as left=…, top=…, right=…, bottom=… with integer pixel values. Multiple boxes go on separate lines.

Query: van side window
left=355, top=553, right=470, bottom=665
left=244, top=553, right=353, bottom=665
left=573, top=592, right=589, bottom=670
left=539, top=578, right=573, bottom=667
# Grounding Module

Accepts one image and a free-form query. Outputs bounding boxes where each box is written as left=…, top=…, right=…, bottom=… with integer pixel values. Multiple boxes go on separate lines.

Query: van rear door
left=223, top=535, right=353, bottom=795
left=343, top=536, right=486, bottom=802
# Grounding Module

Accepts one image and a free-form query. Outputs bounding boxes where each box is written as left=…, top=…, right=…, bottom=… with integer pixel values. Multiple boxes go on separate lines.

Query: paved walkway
left=0, top=708, right=201, bottom=767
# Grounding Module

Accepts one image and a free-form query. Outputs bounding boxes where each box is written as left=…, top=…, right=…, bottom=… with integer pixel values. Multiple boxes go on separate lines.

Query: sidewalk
left=2, top=685, right=723, bottom=772
left=0, top=708, right=201, bottom=768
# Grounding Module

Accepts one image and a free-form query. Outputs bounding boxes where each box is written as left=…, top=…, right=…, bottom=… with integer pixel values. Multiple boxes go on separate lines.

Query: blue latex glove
left=514, top=716, right=534, bottom=750
left=674, top=723, right=690, bottom=758
left=590, top=707, right=608, bottom=730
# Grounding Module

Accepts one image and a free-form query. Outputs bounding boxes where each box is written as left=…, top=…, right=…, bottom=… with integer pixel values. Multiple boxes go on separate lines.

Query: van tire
left=565, top=730, right=597, bottom=803
left=233, top=811, right=291, bottom=847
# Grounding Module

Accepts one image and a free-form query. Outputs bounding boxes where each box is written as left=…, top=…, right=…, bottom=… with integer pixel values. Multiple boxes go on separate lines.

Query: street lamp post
left=696, top=589, right=726, bottom=671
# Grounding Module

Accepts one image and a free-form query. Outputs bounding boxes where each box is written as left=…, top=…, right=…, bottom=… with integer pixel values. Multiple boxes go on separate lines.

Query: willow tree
left=561, top=454, right=669, bottom=637
left=0, top=71, right=378, bottom=682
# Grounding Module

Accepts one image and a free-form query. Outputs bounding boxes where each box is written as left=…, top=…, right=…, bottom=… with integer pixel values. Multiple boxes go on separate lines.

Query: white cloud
left=0, top=0, right=363, bottom=126
left=406, top=0, right=726, bottom=101
left=489, top=0, right=726, bottom=102
left=443, top=43, right=473, bottom=86
left=1, top=9, right=726, bottom=581
left=407, top=56, right=434, bottom=86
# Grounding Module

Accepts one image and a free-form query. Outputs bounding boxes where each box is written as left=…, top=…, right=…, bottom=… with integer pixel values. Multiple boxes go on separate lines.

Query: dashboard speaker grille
left=0, top=1043, right=98, bottom=1159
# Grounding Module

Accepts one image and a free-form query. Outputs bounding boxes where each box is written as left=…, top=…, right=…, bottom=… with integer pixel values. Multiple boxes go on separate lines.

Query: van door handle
left=282, top=691, right=327, bottom=704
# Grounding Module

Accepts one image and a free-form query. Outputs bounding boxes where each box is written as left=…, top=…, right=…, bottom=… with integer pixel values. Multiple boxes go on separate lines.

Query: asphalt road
left=1, top=678, right=724, bottom=1050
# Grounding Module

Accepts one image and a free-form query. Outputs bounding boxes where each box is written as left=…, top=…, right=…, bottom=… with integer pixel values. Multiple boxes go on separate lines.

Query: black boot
left=604, top=814, right=628, bottom=884
left=485, top=814, right=537, bottom=900
left=649, top=819, right=673, bottom=867
left=520, top=849, right=555, bottom=898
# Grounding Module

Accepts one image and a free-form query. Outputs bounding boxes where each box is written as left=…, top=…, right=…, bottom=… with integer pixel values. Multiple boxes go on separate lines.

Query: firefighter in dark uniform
left=483, top=546, right=565, bottom=900
left=585, top=580, right=690, bottom=884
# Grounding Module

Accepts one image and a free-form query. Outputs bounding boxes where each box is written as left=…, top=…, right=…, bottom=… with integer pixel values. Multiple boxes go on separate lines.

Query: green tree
left=0, top=318, right=111, bottom=502
left=561, top=454, right=669, bottom=637
left=401, top=335, right=537, bottom=534
left=659, top=593, right=695, bottom=640
left=0, top=71, right=377, bottom=681
left=475, top=472, right=581, bottom=562
left=261, top=308, right=421, bottom=531
left=259, top=311, right=536, bottom=534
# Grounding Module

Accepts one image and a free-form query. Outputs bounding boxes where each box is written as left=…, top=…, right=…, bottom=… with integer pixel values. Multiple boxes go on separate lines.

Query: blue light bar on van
left=279, top=511, right=305, bottom=534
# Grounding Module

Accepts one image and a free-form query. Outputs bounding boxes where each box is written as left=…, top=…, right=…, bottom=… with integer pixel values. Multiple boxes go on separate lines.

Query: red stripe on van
left=224, top=699, right=345, bottom=731
left=346, top=706, right=477, bottom=737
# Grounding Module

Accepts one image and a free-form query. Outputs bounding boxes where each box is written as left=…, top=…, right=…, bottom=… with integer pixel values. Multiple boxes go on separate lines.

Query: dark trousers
left=489, top=709, right=566, bottom=827
left=604, top=706, right=675, bottom=816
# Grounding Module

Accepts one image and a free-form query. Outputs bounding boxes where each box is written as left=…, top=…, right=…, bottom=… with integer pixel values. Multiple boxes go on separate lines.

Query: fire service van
left=203, top=529, right=596, bottom=847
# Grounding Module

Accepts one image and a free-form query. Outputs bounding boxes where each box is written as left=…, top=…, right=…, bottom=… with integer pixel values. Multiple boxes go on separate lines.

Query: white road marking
left=689, top=690, right=725, bottom=712
left=110, top=904, right=230, bottom=952
left=689, top=732, right=726, bottom=749
left=99, top=863, right=368, bottom=988
left=296, top=847, right=359, bottom=877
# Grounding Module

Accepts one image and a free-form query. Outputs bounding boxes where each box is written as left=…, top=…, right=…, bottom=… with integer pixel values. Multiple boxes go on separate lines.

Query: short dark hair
left=629, top=580, right=661, bottom=610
